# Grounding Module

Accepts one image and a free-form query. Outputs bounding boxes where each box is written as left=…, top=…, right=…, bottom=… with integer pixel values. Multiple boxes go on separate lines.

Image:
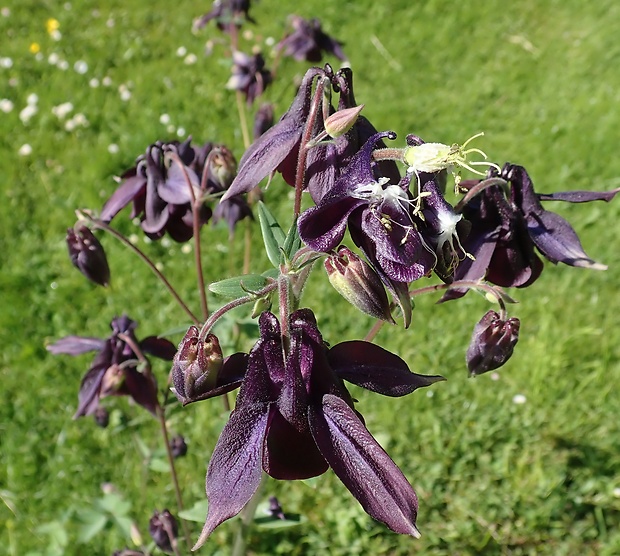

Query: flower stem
left=293, top=76, right=327, bottom=217
left=81, top=212, right=200, bottom=326
left=168, top=150, right=210, bottom=321
left=454, top=177, right=508, bottom=213
left=231, top=473, right=268, bottom=556
left=157, top=403, right=193, bottom=551
left=236, top=90, right=251, bottom=150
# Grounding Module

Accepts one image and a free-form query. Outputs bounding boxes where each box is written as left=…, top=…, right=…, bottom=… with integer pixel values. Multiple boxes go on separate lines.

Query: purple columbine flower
left=193, top=0, right=255, bottom=35
left=226, top=51, right=272, bottom=106
left=447, top=164, right=618, bottom=295
left=298, top=131, right=435, bottom=284
left=277, top=15, right=347, bottom=63
left=223, top=66, right=399, bottom=204
left=47, top=315, right=176, bottom=417
left=192, top=309, right=443, bottom=549
left=66, top=224, right=111, bottom=287
left=101, top=139, right=213, bottom=242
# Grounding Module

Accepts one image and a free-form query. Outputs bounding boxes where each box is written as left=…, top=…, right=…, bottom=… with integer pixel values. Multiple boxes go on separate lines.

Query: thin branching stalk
left=81, top=212, right=200, bottom=326
left=236, top=90, right=251, bottom=150
left=167, top=150, right=210, bottom=320
left=231, top=474, right=268, bottom=556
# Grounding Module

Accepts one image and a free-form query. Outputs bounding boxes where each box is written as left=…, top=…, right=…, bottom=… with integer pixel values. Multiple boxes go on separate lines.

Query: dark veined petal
left=121, top=367, right=158, bottom=416
left=538, top=188, right=620, bottom=203
left=328, top=341, right=445, bottom=396
left=74, top=363, right=107, bottom=418
left=139, top=336, right=177, bottom=360
left=100, top=175, right=145, bottom=222
left=46, top=335, right=106, bottom=355
left=298, top=196, right=365, bottom=252
left=222, top=68, right=325, bottom=201
left=309, top=394, right=420, bottom=537
left=193, top=402, right=270, bottom=550
left=525, top=209, right=606, bottom=269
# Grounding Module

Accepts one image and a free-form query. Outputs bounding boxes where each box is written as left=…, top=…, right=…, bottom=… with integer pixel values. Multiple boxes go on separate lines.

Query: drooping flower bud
left=268, top=496, right=286, bottom=520
left=466, top=310, right=520, bottom=376
left=169, top=435, right=188, bottom=458
left=66, top=224, right=110, bottom=286
left=149, top=509, right=178, bottom=554
left=93, top=406, right=110, bottom=428
left=171, top=326, right=223, bottom=404
left=325, top=246, right=394, bottom=322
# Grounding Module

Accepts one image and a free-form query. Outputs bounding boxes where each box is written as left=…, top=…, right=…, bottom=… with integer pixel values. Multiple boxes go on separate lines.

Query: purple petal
left=309, top=394, right=420, bottom=537
left=74, top=364, right=106, bottom=418
left=328, top=341, right=445, bottom=396
left=47, top=336, right=106, bottom=355
left=193, top=402, right=270, bottom=550
left=139, top=336, right=177, bottom=361
left=538, top=188, right=620, bottom=203
left=122, top=368, right=158, bottom=416
left=157, top=163, right=200, bottom=205
left=525, top=209, right=606, bottom=269
left=298, top=196, right=365, bottom=252
left=100, top=175, right=145, bottom=222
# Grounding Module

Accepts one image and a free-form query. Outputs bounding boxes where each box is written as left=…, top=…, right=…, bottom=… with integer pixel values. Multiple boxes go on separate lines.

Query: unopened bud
left=100, top=364, right=126, bottom=397
left=171, top=326, right=223, bottom=404
left=169, top=435, right=188, bottom=458
left=325, top=246, right=393, bottom=322
left=324, top=104, right=364, bottom=138
left=149, top=509, right=178, bottom=554
left=66, top=224, right=110, bottom=286
left=93, top=406, right=109, bottom=428
left=466, top=310, right=520, bottom=376
left=207, top=145, right=237, bottom=190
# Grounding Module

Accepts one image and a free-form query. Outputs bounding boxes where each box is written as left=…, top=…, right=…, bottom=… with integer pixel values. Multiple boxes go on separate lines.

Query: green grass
left=2, top=0, right=620, bottom=554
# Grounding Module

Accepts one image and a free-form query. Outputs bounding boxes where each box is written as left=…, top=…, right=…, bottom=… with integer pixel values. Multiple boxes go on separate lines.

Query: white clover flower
left=159, top=113, right=171, bottom=125
left=74, top=60, right=88, bottom=74
left=184, top=53, right=197, bottom=65
left=19, top=104, right=37, bottom=123
left=58, top=59, right=69, bottom=70
left=0, top=98, right=14, bottom=113
left=102, top=76, right=112, bottom=87
left=177, top=127, right=186, bottom=137
left=27, top=93, right=38, bottom=105
left=89, top=78, right=99, bottom=88
left=48, top=53, right=59, bottom=65
left=0, top=56, right=13, bottom=68
left=512, top=394, right=527, bottom=405
left=52, top=101, right=73, bottom=119
left=176, top=46, right=187, bottom=57
left=18, top=143, right=32, bottom=156
left=107, top=143, right=119, bottom=154
left=1, top=7, right=11, bottom=17
left=73, top=112, right=87, bottom=126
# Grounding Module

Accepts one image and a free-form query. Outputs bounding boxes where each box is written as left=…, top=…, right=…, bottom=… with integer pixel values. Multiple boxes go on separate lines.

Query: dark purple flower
left=299, top=131, right=435, bottom=284
left=227, top=51, right=272, bottom=106
left=169, top=435, right=188, bottom=458
left=192, top=309, right=444, bottom=549
left=223, top=66, right=399, bottom=204
left=466, top=310, right=520, bottom=376
left=447, top=164, right=618, bottom=296
left=253, top=103, right=274, bottom=140
left=47, top=315, right=176, bottom=418
left=101, top=139, right=212, bottom=242
left=149, top=509, right=178, bottom=554
left=66, top=225, right=110, bottom=287
left=277, top=15, right=347, bottom=63
left=267, top=496, right=286, bottom=520
left=193, top=0, right=254, bottom=34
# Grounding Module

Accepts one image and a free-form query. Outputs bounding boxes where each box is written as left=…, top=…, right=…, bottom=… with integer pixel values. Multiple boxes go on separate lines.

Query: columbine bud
left=207, top=145, right=237, bottom=191
left=325, top=246, right=393, bottom=322
left=66, top=224, right=110, bottom=286
left=268, top=496, right=286, bottom=520
left=149, top=509, right=178, bottom=554
left=324, top=104, right=364, bottom=139
left=169, top=435, right=188, bottom=458
left=171, top=326, right=223, bottom=404
left=466, top=310, right=520, bottom=376
left=93, top=406, right=109, bottom=428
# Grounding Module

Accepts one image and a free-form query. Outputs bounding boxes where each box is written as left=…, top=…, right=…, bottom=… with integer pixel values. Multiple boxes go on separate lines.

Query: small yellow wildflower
left=29, top=42, right=40, bottom=54
left=46, top=18, right=60, bottom=34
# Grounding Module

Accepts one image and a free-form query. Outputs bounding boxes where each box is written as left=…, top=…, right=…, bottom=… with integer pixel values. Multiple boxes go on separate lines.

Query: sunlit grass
left=1, top=0, right=620, bottom=554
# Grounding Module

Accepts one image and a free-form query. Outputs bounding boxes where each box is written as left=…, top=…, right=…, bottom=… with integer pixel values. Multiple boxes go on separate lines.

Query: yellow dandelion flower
left=46, top=18, right=60, bottom=34
left=29, top=42, right=41, bottom=54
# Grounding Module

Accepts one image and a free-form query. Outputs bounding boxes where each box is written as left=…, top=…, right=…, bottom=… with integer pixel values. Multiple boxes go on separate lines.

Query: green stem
left=81, top=212, right=200, bottom=326
left=231, top=474, right=268, bottom=556
left=236, top=90, right=251, bottom=149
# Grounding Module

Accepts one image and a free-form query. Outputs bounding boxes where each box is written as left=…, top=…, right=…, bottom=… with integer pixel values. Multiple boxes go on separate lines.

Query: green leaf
left=209, top=274, right=271, bottom=298
left=178, top=498, right=210, bottom=523
left=149, top=457, right=170, bottom=473
left=254, top=513, right=306, bottom=530
left=76, top=512, right=108, bottom=543
left=96, top=492, right=131, bottom=517
left=281, top=217, right=302, bottom=261
left=257, top=201, right=286, bottom=267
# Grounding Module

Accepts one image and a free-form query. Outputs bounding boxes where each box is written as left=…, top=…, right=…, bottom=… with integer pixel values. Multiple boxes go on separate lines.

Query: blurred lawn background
left=1, top=0, right=620, bottom=554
